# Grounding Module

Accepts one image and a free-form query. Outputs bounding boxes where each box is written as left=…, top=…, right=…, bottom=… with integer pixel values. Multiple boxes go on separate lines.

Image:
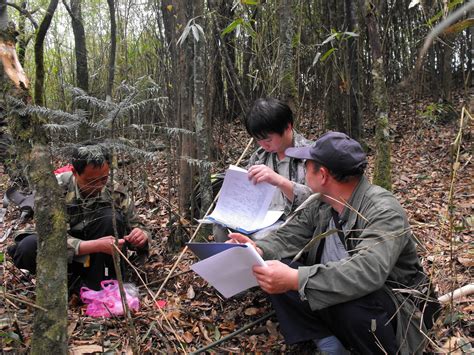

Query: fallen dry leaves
left=0, top=91, right=472, bottom=353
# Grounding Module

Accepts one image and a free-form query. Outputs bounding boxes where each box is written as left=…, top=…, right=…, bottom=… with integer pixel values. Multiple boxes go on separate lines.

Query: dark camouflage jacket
left=56, top=171, right=151, bottom=262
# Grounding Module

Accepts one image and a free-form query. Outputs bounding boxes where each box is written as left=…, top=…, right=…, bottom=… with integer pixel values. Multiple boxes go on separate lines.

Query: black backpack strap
left=316, top=209, right=349, bottom=264
left=314, top=237, right=326, bottom=264
left=331, top=208, right=348, bottom=251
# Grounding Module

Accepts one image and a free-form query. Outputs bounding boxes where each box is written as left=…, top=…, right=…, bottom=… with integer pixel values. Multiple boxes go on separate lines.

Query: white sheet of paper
left=190, top=243, right=266, bottom=298
left=206, top=165, right=283, bottom=233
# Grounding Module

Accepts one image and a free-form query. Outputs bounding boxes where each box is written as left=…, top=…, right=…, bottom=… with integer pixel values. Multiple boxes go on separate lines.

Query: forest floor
left=0, top=91, right=472, bottom=354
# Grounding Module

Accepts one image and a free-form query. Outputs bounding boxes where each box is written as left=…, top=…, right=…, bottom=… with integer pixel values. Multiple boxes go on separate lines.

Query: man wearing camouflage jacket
left=8, top=143, right=150, bottom=291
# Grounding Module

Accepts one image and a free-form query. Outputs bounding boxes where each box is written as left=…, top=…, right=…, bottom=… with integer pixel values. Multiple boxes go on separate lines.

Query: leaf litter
left=0, top=91, right=472, bottom=353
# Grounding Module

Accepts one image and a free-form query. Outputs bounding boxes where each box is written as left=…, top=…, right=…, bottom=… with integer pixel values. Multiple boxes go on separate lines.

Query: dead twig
left=189, top=310, right=276, bottom=354
left=1, top=292, right=47, bottom=311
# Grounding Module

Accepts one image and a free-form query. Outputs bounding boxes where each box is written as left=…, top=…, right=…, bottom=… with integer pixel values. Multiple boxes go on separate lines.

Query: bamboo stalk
left=438, top=284, right=474, bottom=304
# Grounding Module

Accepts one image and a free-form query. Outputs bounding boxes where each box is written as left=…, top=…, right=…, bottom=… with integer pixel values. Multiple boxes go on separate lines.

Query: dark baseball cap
left=285, top=131, right=367, bottom=175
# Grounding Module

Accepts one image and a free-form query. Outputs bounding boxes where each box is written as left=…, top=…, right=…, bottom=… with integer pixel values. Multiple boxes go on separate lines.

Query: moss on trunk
left=29, top=144, right=68, bottom=355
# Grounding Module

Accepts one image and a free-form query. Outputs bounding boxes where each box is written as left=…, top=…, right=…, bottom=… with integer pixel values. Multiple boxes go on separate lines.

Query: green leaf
left=214, top=326, right=221, bottom=340
left=242, top=21, right=256, bottom=38
left=342, top=31, right=359, bottom=38
left=320, top=48, right=336, bottom=62
left=321, top=32, right=338, bottom=46
left=242, top=0, right=259, bottom=5
left=222, top=18, right=243, bottom=36
left=0, top=252, right=3, bottom=263
left=0, top=331, right=20, bottom=344
left=427, top=0, right=464, bottom=26
left=443, top=18, right=474, bottom=36
left=442, top=311, right=465, bottom=325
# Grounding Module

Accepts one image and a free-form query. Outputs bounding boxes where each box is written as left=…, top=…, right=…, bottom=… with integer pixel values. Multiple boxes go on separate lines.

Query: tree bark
left=106, top=0, right=116, bottom=101
left=345, top=0, right=362, bottom=141
left=362, top=0, right=392, bottom=190
left=63, top=0, right=89, bottom=92
left=63, top=0, right=90, bottom=139
left=17, top=0, right=28, bottom=67
left=324, top=2, right=345, bottom=132
left=279, top=0, right=297, bottom=109
left=177, top=0, right=194, bottom=222
left=1, top=3, right=68, bottom=354
left=194, top=0, right=212, bottom=218
left=29, top=145, right=68, bottom=355
left=34, top=0, right=59, bottom=106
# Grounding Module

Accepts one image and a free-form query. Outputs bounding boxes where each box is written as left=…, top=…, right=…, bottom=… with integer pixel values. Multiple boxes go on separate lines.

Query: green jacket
left=57, top=171, right=151, bottom=262
left=256, top=176, right=429, bottom=354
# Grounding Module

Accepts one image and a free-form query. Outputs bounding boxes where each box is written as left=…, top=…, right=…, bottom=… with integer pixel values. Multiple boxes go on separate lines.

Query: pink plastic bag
left=80, top=280, right=139, bottom=317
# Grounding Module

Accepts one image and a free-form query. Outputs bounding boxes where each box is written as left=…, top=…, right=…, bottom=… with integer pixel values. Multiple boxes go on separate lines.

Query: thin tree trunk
left=345, top=0, right=362, bottom=140
left=17, top=0, right=27, bottom=67
left=29, top=145, right=68, bottom=355
left=63, top=0, right=89, bottom=92
left=363, top=0, right=392, bottom=190
left=33, top=0, right=59, bottom=106
left=173, top=0, right=195, bottom=249
left=194, top=0, right=212, bottom=218
left=213, top=0, right=247, bottom=119
left=0, top=3, right=68, bottom=354
left=279, top=0, right=297, bottom=109
left=63, top=0, right=89, bottom=139
left=324, top=2, right=345, bottom=132
left=106, top=0, right=116, bottom=101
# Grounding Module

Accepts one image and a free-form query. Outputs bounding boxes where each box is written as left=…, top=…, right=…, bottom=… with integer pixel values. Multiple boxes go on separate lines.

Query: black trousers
left=269, top=260, right=398, bottom=354
left=270, top=288, right=399, bottom=354
left=8, top=207, right=126, bottom=292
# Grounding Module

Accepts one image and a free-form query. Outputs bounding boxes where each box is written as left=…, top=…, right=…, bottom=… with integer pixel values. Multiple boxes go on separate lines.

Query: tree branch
left=5, top=1, right=38, bottom=29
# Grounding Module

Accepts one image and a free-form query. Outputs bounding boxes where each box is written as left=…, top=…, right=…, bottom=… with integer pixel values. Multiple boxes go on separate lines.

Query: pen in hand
left=226, top=228, right=240, bottom=244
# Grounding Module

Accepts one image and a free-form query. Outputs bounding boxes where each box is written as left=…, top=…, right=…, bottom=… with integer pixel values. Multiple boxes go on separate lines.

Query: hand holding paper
left=205, top=165, right=283, bottom=234
left=187, top=242, right=267, bottom=298
left=252, top=260, right=299, bottom=294
left=228, top=233, right=263, bottom=256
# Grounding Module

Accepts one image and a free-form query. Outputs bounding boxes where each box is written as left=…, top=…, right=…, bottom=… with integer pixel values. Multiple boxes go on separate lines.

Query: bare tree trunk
left=29, top=145, right=68, bottom=355
left=34, top=0, right=59, bottom=106
left=63, top=0, right=89, bottom=92
left=345, top=0, right=362, bottom=141
left=279, top=0, right=297, bottom=109
left=362, top=0, right=392, bottom=190
left=63, top=0, right=89, bottom=139
left=177, top=0, right=194, bottom=215
left=324, top=2, right=345, bottom=132
left=106, top=0, right=116, bottom=101
left=0, top=3, right=68, bottom=354
left=439, top=0, right=453, bottom=102
left=194, top=0, right=212, bottom=218
left=209, top=0, right=247, bottom=118
left=17, top=0, right=28, bottom=67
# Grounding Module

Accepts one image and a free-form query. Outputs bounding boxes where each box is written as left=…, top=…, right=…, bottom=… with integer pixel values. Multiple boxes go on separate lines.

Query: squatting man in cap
left=8, top=143, right=151, bottom=293
left=229, top=132, right=440, bottom=354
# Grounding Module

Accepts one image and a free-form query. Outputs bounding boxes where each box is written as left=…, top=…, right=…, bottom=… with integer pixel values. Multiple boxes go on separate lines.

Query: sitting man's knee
left=9, top=233, right=38, bottom=273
